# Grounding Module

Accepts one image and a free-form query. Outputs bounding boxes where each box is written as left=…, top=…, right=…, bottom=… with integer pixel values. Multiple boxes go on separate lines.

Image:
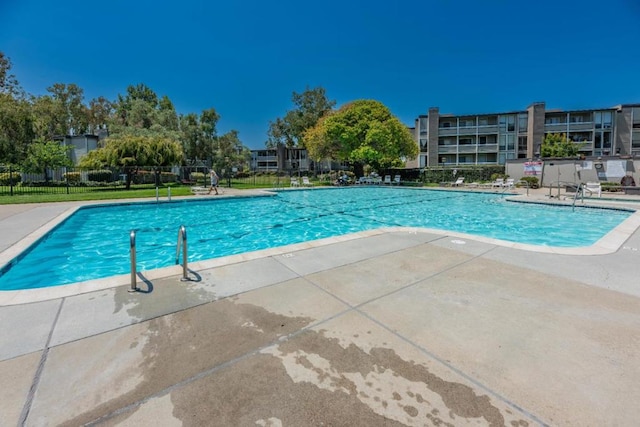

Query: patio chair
left=503, top=178, right=515, bottom=189
left=583, top=182, right=601, bottom=198
left=491, top=178, right=504, bottom=188
left=290, top=177, right=300, bottom=187
left=190, top=186, right=209, bottom=195
left=452, top=177, right=465, bottom=187
left=393, top=175, right=401, bottom=185
left=383, top=175, right=392, bottom=185
left=302, top=176, right=313, bottom=187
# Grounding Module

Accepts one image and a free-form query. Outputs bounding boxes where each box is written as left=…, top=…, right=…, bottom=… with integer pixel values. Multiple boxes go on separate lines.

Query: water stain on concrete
left=56, top=298, right=529, bottom=426
left=58, top=299, right=313, bottom=426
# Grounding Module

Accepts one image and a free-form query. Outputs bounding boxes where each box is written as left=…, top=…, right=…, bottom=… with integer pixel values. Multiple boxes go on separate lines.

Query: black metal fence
left=0, top=165, right=214, bottom=196
left=0, top=165, right=307, bottom=196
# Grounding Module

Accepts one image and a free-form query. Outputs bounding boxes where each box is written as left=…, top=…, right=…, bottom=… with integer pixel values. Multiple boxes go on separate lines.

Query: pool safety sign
left=523, top=161, right=542, bottom=175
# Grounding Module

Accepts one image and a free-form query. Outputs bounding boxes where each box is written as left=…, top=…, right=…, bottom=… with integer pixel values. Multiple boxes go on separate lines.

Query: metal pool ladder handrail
left=175, top=225, right=190, bottom=281
left=129, top=230, right=137, bottom=292
left=572, top=183, right=584, bottom=211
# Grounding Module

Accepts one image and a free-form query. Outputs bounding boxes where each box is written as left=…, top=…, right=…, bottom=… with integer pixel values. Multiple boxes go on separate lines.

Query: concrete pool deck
left=1, top=187, right=640, bottom=426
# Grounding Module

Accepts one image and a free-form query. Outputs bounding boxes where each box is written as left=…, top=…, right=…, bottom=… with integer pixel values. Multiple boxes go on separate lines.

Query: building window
left=459, top=138, right=473, bottom=145
left=460, top=118, right=475, bottom=127
left=518, top=114, right=528, bottom=132
left=518, top=136, right=527, bottom=151
left=545, top=116, right=561, bottom=124
left=633, top=108, right=640, bottom=129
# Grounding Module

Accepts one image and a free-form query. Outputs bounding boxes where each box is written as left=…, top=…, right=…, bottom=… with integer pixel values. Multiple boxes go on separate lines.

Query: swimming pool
left=0, top=187, right=633, bottom=290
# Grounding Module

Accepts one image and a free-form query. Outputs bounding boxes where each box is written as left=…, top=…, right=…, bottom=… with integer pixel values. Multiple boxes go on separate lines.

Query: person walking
left=207, top=169, right=219, bottom=195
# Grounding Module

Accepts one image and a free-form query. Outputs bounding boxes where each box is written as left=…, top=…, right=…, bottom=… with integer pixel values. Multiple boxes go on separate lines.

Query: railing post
left=175, top=225, right=189, bottom=281
left=129, top=230, right=138, bottom=292
left=167, top=186, right=171, bottom=201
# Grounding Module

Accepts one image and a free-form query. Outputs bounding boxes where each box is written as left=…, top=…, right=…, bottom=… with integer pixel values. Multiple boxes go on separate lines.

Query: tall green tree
left=303, top=100, right=418, bottom=175
left=266, top=86, right=335, bottom=148
left=110, top=84, right=181, bottom=151
left=541, top=133, right=583, bottom=158
left=0, top=51, right=24, bottom=98
left=213, top=129, right=249, bottom=178
left=87, top=96, right=114, bottom=135
left=179, top=108, right=220, bottom=163
left=21, top=139, right=72, bottom=182
left=0, top=52, right=33, bottom=164
left=46, top=83, right=88, bottom=135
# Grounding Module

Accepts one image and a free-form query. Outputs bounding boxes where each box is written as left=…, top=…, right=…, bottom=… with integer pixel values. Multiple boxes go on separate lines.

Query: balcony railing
left=437, top=146, right=458, bottom=153
left=478, top=144, right=498, bottom=153
left=477, top=125, right=499, bottom=134
left=438, top=127, right=458, bottom=136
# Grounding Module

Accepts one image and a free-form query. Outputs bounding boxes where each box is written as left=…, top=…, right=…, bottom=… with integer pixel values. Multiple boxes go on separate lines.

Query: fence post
left=65, top=168, right=70, bottom=194
left=9, top=165, right=14, bottom=196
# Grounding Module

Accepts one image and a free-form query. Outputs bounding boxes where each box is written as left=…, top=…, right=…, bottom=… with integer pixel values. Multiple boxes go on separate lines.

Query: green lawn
left=0, top=186, right=194, bottom=204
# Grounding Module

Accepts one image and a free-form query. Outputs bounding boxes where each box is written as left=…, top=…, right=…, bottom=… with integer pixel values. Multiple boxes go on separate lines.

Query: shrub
left=88, top=170, right=114, bottom=182
left=190, top=172, right=205, bottom=184
left=63, top=171, right=82, bottom=184
left=0, top=171, right=22, bottom=185
left=519, top=176, right=539, bottom=189
left=601, top=181, right=622, bottom=192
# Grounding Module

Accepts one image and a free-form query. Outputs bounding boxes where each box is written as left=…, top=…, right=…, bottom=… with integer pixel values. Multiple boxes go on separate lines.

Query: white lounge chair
left=290, top=177, right=300, bottom=187
left=393, top=175, right=401, bottom=185
left=503, top=178, right=515, bottom=189
left=452, top=177, right=464, bottom=187
left=383, top=175, right=391, bottom=185
left=491, top=178, right=504, bottom=188
left=583, top=182, right=601, bottom=198
left=302, top=176, right=313, bottom=187
left=190, top=186, right=209, bottom=195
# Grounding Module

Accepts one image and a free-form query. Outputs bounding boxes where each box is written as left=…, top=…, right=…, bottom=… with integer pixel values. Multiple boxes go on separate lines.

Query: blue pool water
left=0, top=187, right=633, bottom=290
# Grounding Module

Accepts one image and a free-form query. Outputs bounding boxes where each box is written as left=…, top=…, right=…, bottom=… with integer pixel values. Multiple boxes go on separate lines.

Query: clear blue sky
left=2, top=0, right=639, bottom=149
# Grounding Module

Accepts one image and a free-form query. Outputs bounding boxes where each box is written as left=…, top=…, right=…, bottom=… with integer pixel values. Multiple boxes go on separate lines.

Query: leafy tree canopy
left=214, top=129, right=250, bottom=175
left=541, top=133, right=583, bottom=158
left=0, top=52, right=23, bottom=98
left=0, top=52, right=248, bottom=169
left=112, top=84, right=179, bottom=133
left=266, top=86, right=335, bottom=148
left=21, top=139, right=72, bottom=178
left=180, top=108, right=220, bottom=163
left=303, top=99, right=418, bottom=172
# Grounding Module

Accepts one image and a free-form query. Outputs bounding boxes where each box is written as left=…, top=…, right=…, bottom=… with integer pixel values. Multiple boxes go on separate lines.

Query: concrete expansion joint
left=353, top=304, right=550, bottom=427
left=18, top=297, right=65, bottom=426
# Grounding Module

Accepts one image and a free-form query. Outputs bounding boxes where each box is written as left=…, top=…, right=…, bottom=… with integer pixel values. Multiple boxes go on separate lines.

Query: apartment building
left=415, top=102, right=640, bottom=167
left=250, top=145, right=346, bottom=173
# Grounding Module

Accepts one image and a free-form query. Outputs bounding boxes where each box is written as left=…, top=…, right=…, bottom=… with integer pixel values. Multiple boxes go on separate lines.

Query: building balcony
left=566, top=122, right=593, bottom=131
left=253, top=155, right=277, bottom=161
left=477, top=125, right=499, bottom=134
left=437, top=146, right=458, bottom=153
left=458, top=145, right=477, bottom=153
left=477, top=144, right=498, bottom=153
left=544, top=123, right=568, bottom=132
left=438, top=127, right=458, bottom=136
